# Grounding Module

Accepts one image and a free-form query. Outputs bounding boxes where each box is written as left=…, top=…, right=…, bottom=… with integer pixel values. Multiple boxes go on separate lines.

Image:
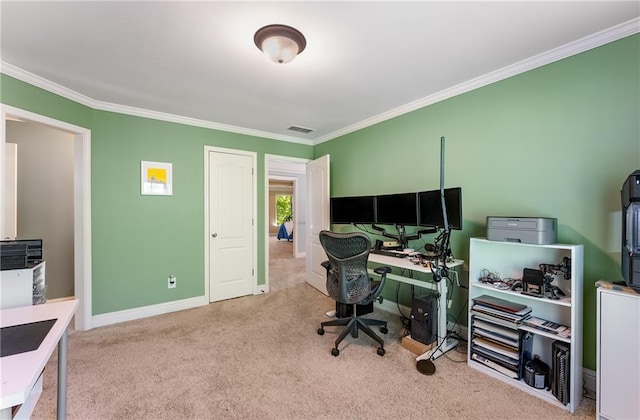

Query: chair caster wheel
left=331, top=348, right=340, bottom=357
left=377, top=347, right=385, bottom=356
left=317, top=328, right=324, bottom=335
left=380, top=327, right=388, bottom=334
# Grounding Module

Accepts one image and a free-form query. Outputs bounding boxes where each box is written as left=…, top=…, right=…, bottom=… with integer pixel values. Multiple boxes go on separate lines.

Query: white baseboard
left=378, top=299, right=596, bottom=396
left=91, top=296, right=208, bottom=328
left=254, top=284, right=269, bottom=294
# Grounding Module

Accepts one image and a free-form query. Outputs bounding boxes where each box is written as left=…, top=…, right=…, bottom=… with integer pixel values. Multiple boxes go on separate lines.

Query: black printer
left=621, top=170, right=640, bottom=290
left=0, top=239, right=43, bottom=270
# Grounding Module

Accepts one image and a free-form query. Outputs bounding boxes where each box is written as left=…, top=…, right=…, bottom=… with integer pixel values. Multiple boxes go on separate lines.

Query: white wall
left=7, top=120, right=74, bottom=299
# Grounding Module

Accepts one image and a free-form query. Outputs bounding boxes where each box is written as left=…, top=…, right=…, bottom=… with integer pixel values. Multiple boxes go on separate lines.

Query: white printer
left=486, top=217, right=557, bottom=245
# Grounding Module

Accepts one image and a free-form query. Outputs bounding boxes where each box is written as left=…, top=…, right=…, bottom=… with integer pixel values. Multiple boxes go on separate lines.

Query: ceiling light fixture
left=254, top=24, right=306, bottom=64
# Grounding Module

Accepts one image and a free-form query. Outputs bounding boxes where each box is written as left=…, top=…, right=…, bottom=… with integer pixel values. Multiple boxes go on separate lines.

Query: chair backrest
left=319, top=230, right=372, bottom=304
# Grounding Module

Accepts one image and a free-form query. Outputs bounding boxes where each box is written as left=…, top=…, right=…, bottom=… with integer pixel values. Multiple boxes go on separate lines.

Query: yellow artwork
left=141, top=161, right=172, bottom=195
left=146, top=168, right=167, bottom=184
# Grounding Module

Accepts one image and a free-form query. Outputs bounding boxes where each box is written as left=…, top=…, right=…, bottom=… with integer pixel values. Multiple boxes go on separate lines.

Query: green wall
left=90, top=111, right=311, bottom=313
left=314, top=34, right=640, bottom=371
left=2, top=33, right=638, bottom=371
left=1, top=74, right=313, bottom=315
left=0, top=74, right=93, bottom=128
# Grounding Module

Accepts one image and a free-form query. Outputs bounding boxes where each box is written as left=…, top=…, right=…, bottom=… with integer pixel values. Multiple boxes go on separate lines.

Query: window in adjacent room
left=275, top=194, right=293, bottom=225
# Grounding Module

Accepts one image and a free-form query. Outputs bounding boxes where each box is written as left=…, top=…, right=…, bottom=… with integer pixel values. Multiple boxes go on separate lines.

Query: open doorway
left=6, top=120, right=75, bottom=299
left=264, top=155, right=308, bottom=293
left=269, top=177, right=295, bottom=243
left=1, top=105, right=92, bottom=331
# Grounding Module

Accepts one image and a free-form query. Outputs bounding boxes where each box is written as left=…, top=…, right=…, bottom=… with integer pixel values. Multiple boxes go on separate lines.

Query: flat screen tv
left=418, top=187, right=462, bottom=230
left=330, top=195, right=376, bottom=224
left=375, top=192, right=419, bottom=226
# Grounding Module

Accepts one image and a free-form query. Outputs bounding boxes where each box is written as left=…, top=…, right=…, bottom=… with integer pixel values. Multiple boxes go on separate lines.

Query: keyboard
left=371, top=249, right=408, bottom=258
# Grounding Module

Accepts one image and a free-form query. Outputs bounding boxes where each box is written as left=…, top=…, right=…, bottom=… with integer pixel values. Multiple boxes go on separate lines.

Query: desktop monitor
left=375, top=192, right=419, bottom=226
left=330, top=195, right=376, bottom=224
left=418, top=187, right=463, bottom=230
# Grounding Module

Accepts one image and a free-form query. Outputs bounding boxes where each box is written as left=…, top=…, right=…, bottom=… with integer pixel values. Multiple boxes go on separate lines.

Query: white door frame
left=1, top=104, right=92, bottom=331
left=204, top=146, right=258, bottom=301
left=264, top=154, right=309, bottom=294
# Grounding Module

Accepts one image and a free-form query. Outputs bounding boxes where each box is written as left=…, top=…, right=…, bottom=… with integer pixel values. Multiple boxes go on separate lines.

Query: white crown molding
left=2, top=17, right=637, bottom=147
left=0, top=61, right=313, bottom=146
left=1, top=61, right=97, bottom=108
left=314, top=17, right=640, bottom=145
left=94, top=101, right=314, bottom=146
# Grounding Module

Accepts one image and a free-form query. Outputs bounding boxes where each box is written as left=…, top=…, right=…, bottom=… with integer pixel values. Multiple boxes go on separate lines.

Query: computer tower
left=410, top=291, right=438, bottom=345
left=551, top=340, right=570, bottom=405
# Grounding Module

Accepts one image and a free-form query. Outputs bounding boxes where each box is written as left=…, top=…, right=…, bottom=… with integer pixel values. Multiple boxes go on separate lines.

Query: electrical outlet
left=168, top=275, right=176, bottom=289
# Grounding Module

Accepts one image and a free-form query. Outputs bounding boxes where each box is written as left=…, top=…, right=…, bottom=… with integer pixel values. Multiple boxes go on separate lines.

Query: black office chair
left=316, top=230, right=392, bottom=356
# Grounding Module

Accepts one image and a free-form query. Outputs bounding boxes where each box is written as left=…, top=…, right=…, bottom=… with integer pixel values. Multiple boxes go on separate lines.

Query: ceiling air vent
left=288, top=125, right=314, bottom=134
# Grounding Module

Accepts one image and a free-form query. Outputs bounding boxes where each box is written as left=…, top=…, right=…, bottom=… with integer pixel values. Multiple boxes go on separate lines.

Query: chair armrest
left=373, top=266, right=391, bottom=276
left=360, top=265, right=392, bottom=305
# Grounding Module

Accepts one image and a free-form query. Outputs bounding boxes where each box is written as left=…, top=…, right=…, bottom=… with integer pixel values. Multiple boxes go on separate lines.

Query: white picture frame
left=141, top=161, right=173, bottom=196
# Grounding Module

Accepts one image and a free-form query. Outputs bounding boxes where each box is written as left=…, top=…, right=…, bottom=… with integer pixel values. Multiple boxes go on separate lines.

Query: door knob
left=212, top=233, right=218, bottom=237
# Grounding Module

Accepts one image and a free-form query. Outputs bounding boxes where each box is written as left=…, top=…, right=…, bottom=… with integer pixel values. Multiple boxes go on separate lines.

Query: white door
left=208, top=149, right=255, bottom=302
left=305, top=155, right=330, bottom=294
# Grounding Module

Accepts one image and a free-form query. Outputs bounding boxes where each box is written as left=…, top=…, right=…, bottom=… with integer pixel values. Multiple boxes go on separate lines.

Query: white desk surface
left=369, top=253, right=463, bottom=275
left=0, top=299, right=78, bottom=409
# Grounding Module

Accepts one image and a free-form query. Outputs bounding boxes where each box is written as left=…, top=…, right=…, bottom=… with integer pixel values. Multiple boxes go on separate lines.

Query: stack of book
left=471, top=294, right=532, bottom=324
left=470, top=295, right=533, bottom=379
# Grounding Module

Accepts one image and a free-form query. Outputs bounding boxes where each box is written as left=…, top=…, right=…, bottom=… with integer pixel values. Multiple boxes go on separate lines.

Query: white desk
left=368, top=253, right=464, bottom=361
left=1, top=299, right=78, bottom=420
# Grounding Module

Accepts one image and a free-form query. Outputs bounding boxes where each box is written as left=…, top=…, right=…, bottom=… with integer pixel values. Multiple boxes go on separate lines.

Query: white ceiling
left=1, top=1, right=639, bottom=145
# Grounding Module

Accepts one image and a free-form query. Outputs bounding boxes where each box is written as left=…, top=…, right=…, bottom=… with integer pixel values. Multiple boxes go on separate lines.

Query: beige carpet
left=32, top=237, right=595, bottom=419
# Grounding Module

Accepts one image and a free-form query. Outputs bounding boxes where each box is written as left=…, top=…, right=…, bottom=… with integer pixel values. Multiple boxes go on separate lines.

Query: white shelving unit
left=467, top=238, right=583, bottom=413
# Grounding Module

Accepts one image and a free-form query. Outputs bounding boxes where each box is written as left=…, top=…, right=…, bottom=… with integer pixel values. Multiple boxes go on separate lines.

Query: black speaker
left=410, top=291, right=438, bottom=345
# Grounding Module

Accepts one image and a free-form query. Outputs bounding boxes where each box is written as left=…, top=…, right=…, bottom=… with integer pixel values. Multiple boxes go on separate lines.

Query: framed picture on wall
left=141, top=161, right=172, bottom=196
